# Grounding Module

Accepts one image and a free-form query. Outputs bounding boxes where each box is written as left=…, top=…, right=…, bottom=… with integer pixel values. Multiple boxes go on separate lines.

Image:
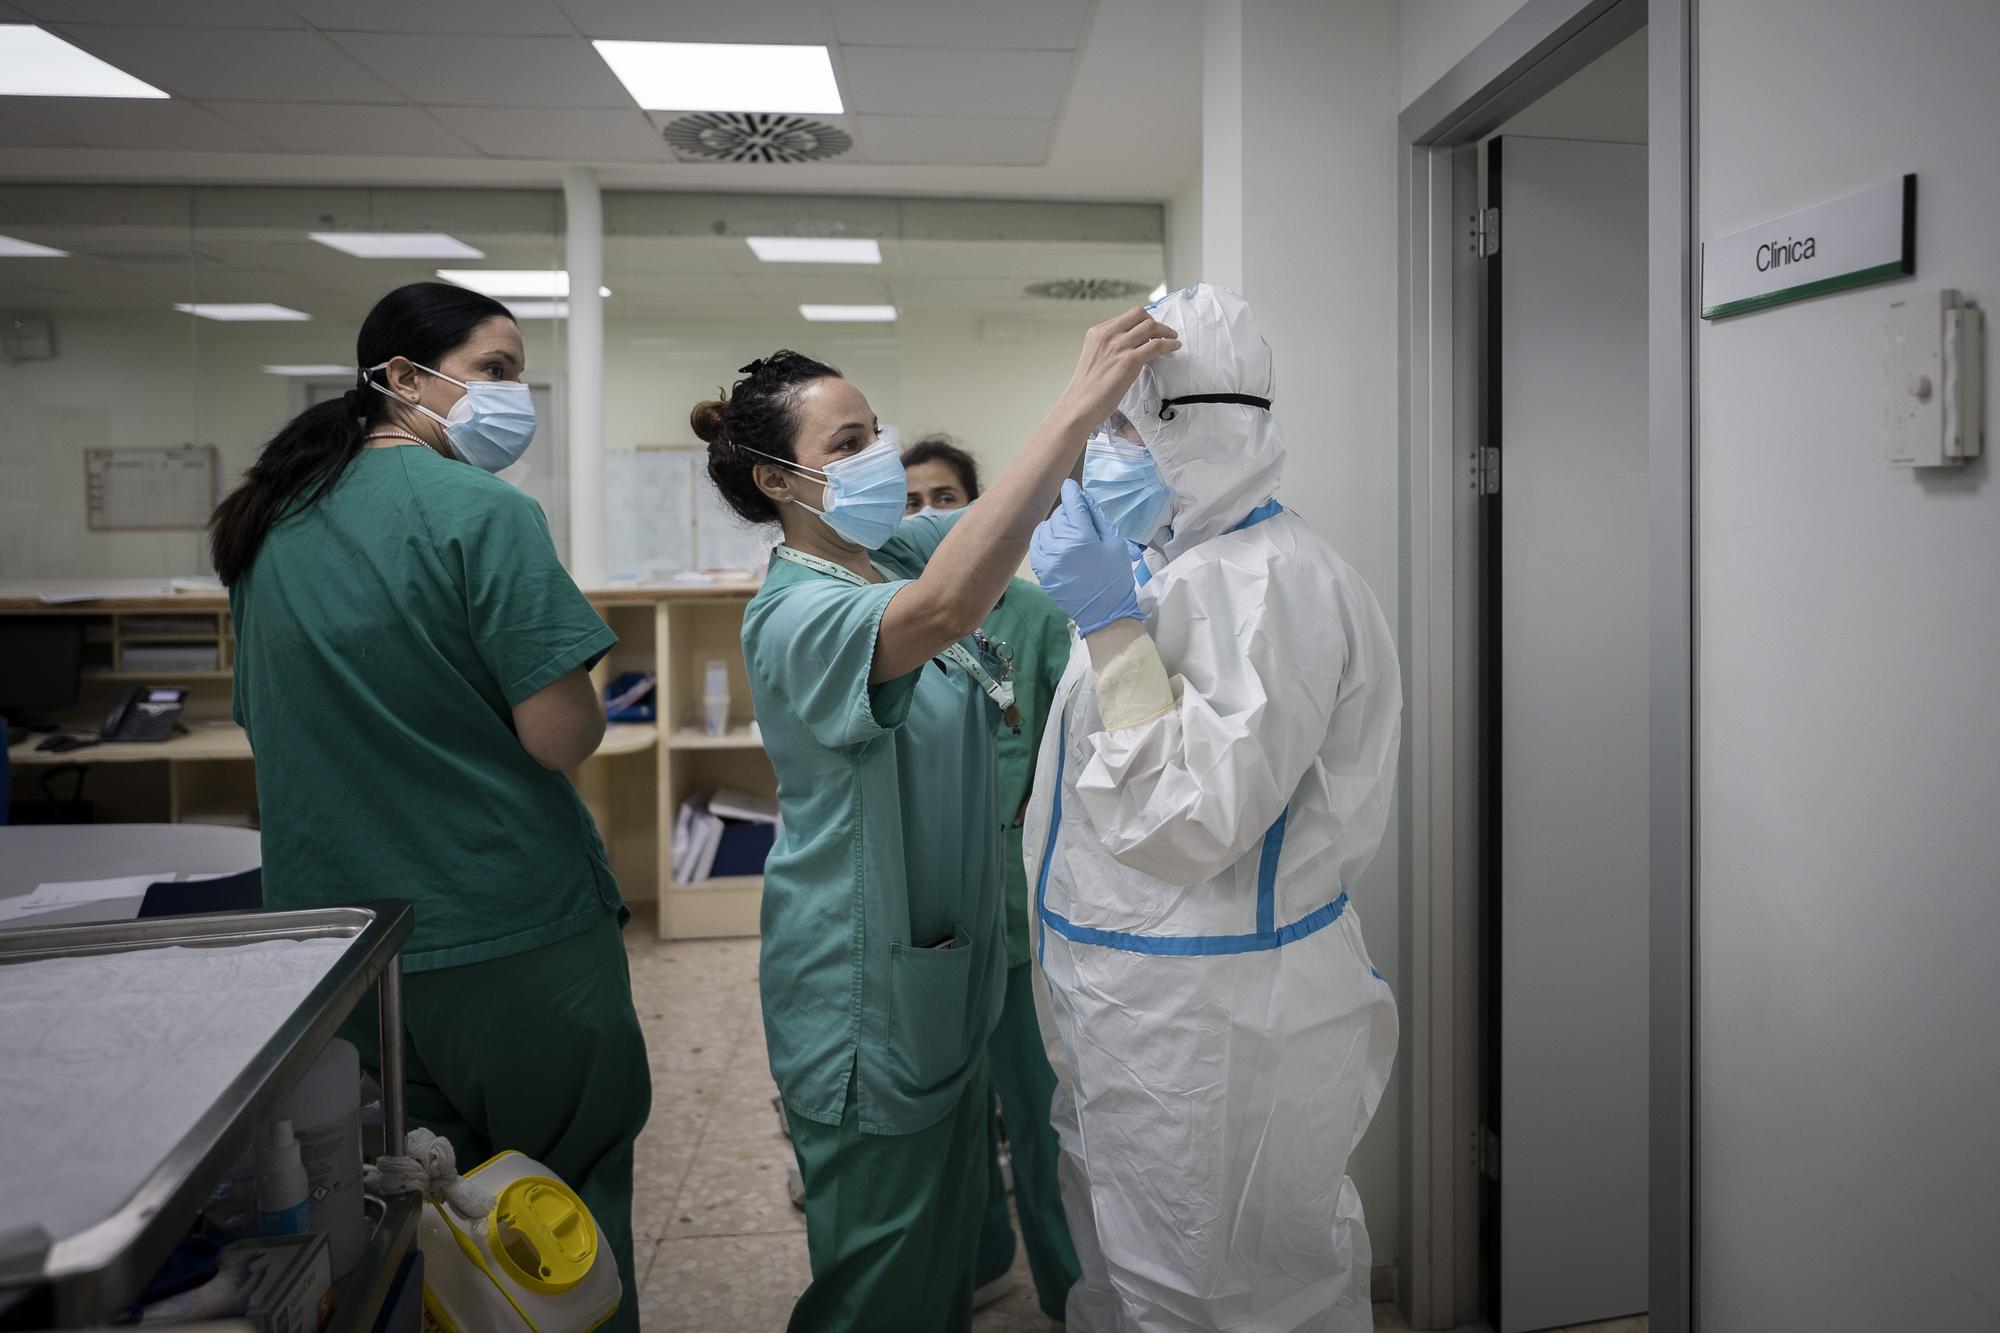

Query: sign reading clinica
left=1701, top=175, right=1915, bottom=319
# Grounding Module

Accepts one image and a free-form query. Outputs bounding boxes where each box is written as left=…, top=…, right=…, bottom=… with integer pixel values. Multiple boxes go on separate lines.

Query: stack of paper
left=671, top=790, right=779, bottom=884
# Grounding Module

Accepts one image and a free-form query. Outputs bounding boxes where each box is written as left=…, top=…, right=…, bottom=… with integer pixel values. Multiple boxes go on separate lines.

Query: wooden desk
left=4, top=581, right=769, bottom=939
left=8, top=721, right=660, bottom=767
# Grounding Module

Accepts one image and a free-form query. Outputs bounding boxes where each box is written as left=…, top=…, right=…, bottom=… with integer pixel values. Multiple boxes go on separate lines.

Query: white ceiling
left=0, top=0, right=1201, bottom=201
left=0, top=192, right=1164, bottom=319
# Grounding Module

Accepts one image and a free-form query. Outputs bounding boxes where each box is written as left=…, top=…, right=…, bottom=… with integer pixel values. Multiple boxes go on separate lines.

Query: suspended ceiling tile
left=554, top=0, right=835, bottom=44
left=3, top=98, right=280, bottom=151
left=836, top=46, right=1074, bottom=118
left=829, top=0, right=1089, bottom=50
left=203, top=103, right=483, bottom=156
left=42, top=26, right=403, bottom=102
left=285, top=0, right=576, bottom=36
left=735, top=271, right=893, bottom=304
left=329, top=33, right=634, bottom=108
left=856, top=114, right=1050, bottom=166
left=15, top=0, right=304, bottom=26
left=0, top=110, right=74, bottom=147
left=894, top=238, right=1163, bottom=279
left=426, top=106, right=670, bottom=161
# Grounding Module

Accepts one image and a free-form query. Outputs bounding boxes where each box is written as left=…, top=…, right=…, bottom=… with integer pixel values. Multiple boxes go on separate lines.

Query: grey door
left=1490, top=134, right=1649, bottom=1332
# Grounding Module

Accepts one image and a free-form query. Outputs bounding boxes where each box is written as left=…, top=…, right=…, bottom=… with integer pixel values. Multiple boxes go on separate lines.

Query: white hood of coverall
left=1116, top=283, right=1283, bottom=561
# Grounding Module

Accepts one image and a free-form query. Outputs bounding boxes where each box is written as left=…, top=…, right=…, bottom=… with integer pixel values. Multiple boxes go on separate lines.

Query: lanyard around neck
left=772, top=545, right=1020, bottom=726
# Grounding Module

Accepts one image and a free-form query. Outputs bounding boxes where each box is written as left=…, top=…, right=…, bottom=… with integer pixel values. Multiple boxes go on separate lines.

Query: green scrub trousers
left=349, top=916, right=651, bottom=1333
left=973, top=579, right=1083, bottom=1320
left=976, top=962, right=1081, bottom=1321
left=786, top=1062, right=991, bottom=1333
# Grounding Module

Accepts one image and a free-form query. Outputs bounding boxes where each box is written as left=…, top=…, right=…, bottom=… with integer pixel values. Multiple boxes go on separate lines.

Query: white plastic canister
left=280, top=1037, right=364, bottom=1276
left=417, top=1150, right=621, bottom=1333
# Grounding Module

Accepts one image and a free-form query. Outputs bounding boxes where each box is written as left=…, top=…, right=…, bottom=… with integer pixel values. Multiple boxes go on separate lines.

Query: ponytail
left=206, top=281, right=514, bottom=585
left=208, top=392, right=370, bottom=584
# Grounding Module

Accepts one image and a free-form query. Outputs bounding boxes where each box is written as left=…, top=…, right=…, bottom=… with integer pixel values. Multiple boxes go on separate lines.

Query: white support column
left=563, top=165, right=606, bottom=586
left=1200, top=0, right=1245, bottom=292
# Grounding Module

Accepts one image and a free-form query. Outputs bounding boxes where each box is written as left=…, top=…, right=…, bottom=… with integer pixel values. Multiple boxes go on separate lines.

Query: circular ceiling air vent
left=1023, top=278, right=1154, bottom=302
left=661, top=113, right=853, bottom=164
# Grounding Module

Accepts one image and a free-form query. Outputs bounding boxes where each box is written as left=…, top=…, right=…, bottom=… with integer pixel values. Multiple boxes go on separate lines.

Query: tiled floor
left=624, top=923, right=1645, bottom=1333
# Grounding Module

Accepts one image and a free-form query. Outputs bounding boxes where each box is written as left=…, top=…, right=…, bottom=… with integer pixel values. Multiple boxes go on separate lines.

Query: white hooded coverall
left=1027, top=284, right=1400, bottom=1333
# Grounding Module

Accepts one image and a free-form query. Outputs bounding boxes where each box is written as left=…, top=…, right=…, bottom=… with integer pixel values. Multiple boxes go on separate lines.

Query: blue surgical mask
left=368, top=361, right=536, bottom=473
left=745, top=438, right=908, bottom=549
left=1083, top=434, right=1172, bottom=543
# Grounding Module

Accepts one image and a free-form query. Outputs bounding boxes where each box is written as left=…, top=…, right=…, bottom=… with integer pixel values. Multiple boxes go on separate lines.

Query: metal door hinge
left=1468, top=445, right=1501, bottom=496
left=1480, top=1128, right=1502, bottom=1181
left=1469, top=206, right=1501, bottom=258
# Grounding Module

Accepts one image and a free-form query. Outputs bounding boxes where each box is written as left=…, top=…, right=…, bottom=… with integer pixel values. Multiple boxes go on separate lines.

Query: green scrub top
left=742, top=512, right=1007, bottom=1136
left=230, top=445, right=622, bottom=972
left=979, top=580, right=1074, bottom=967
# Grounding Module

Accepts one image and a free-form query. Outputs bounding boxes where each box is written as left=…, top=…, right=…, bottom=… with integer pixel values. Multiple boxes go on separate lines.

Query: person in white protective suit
left=1023, top=283, right=1400, bottom=1333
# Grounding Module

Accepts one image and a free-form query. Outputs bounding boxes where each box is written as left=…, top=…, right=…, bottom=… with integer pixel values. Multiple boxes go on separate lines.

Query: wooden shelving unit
left=654, top=595, right=774, bottom=940
left=4, top=581, right=774, bottom=941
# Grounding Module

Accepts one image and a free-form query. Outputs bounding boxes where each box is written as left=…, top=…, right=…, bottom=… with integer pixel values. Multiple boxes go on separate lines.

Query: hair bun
left=690, top=396, right=729, bottom=447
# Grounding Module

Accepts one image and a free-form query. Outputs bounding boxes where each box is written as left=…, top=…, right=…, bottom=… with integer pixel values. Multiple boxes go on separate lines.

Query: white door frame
left=1395, top=1, right=1697, bottom=1328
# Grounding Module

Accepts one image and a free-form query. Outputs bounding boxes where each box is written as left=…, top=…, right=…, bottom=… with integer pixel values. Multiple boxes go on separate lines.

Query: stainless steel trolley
left=0, top=903, right=415, bottom=1329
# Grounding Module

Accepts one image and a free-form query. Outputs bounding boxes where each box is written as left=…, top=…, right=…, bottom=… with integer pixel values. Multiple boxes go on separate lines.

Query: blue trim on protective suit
left=1230, top=498, right=1284, bottom=531
left=1033, top=714, right=1069, bottom=966
left=1032, top=496, right=1307, bottom=961
left=1040, top=891, right=1351, bottom=957
left=1255, top=809, right=1286, bottom=934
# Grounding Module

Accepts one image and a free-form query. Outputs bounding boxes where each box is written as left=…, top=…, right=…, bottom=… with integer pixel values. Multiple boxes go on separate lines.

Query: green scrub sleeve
left=755, top=576, right=922, bottom=751
left=879, top=506, right=966, bottom=571
left=450, top=486, right=617, bottom=707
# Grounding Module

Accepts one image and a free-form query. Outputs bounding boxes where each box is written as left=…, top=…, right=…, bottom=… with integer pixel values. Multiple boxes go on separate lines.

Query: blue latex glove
left=1031, top=479, right=1145, bottom=635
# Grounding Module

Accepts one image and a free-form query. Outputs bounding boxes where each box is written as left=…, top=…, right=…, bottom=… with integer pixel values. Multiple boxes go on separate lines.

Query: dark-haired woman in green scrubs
left=212, top=282, right=649, bottom=1332
left=688, top=309, right=1179, bottom=1331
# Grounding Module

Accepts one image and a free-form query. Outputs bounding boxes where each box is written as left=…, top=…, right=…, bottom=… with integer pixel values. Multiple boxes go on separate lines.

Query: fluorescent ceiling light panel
left=310, top=232, right=484, bottom=260
left=800, top=304, right=897, bottom=323
left=439, top=268, right=566, bottom=297
left=505, top=301, right=569, bottom=320
left=262, top=364, right=354, bottom=376
left=175, top=303, right=310, bottom=322
left=0, top=25, right=170, bottom=99
left=0, top=233, right=67, bottom=257
left=437, top=269, right=610, bottom=299
left=747, top=237, right=881, bottom=265
left=593, top=40, right=842, bottom=114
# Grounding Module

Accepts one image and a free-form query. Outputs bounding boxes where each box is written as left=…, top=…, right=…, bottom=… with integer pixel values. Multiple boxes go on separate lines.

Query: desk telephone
left=101, top=685, right=188, bottom=743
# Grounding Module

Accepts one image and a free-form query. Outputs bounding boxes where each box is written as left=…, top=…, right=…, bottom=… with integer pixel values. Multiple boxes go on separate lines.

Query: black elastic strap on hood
left=1158, top=392, right=1272, bottom=421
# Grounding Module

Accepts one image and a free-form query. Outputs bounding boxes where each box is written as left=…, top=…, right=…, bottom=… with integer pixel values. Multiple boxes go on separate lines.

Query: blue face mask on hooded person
left=1082, top=434, right=1173, bottom=544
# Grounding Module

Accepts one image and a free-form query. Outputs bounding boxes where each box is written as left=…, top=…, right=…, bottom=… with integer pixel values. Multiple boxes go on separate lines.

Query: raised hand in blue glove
left=1031, top=479, right=1145, bottom=635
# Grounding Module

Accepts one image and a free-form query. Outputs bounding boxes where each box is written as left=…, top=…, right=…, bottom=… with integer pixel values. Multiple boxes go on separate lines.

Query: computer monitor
left=0, top=616, right=86, bottom=718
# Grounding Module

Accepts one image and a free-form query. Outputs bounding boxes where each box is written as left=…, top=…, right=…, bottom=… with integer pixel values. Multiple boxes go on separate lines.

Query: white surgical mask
left=368, top=361, right=536, bottom=473
left=740, top=438, right=909, bottom=549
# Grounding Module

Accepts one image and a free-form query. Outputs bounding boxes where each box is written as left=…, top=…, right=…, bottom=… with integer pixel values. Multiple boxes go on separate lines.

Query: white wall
left=1207, top=0, right=1409, bottom=1276
left=1695, top=0, right=2000, bottom=1325
left=1166, top=169, right=1205, bottom=291
left=0, top=310, right=1090, bottom=580
left=1400, top=0, right=1529, bottom=107
left=603, top=310, right=1091, bottom=482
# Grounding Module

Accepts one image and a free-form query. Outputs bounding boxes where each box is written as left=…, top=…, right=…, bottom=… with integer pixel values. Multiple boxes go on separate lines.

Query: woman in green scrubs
left=210, top=282, right=649, bottom=1332
left=690, top=307, right=1178, bottom=1332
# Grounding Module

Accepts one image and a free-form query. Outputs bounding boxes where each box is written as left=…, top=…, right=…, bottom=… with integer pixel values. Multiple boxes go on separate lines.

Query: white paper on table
left=0, top=873, right=243, bottom=926
left=0, top=936, right=355, bottom=1245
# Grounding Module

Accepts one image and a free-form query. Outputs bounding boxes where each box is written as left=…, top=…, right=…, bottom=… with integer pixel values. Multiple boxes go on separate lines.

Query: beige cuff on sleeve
left=1094, top=631, right=1176, bottom=731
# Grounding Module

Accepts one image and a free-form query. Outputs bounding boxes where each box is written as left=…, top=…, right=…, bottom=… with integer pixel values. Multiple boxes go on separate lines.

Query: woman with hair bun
left=693, top=308, right=1178, bottom=1332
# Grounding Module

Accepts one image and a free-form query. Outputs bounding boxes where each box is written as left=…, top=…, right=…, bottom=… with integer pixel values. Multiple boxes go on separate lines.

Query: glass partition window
left=0, top=184, right=1161, bottom=584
